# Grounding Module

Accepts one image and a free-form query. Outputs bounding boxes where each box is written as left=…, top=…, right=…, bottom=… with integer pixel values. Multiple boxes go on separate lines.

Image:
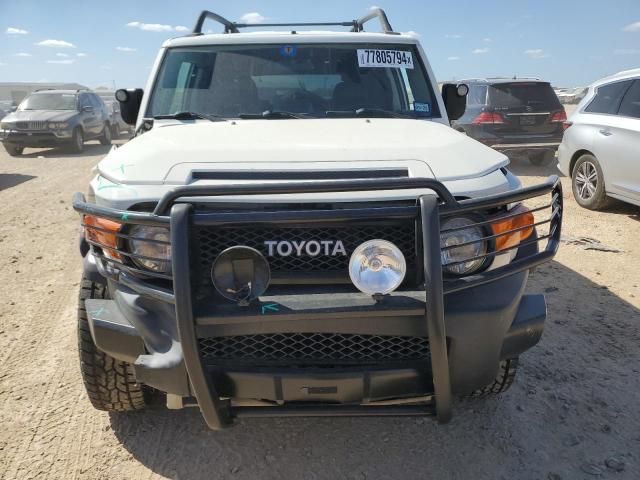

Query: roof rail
left=351, top=8, right=396, bottom=34
left=191, top=8, right=395, bottom=35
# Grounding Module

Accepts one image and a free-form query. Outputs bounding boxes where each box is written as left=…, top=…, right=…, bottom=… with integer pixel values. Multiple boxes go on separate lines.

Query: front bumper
left=73, top=176, right=563, bottom=428
left=1, top=129, right=73, bottom=147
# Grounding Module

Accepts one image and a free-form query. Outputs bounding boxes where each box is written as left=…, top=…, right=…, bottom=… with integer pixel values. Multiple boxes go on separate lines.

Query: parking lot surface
left=0, top=137, right=638, bottom=479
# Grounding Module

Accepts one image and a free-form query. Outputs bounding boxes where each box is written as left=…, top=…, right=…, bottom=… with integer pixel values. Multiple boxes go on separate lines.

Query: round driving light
left=128, top=225, right=172, bottom=273
left=457, top=83, right=469, bottom=97
left=115, top=89, right=129, bottom=102
left=212, top=246, right=270, bottom=304
left=349, top=240, right=406, bottom=295
left=440, top=217, right=488, bottom=275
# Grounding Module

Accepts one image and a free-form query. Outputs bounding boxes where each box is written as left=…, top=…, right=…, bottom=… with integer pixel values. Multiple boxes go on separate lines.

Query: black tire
left=469, top=358, right=519, bottom=397
left=571, top=153, right=611, bottom=210
left=70, top=128, right=84, bottom=153
left=3, top=144, right=24, bottom=156
left=99, top=123, right=112, bottom=145
left=111, top=124, right=120, bottom=140
left=78, top=276, right=148, bottom=411
left=528, top=149, right=555, bottom=166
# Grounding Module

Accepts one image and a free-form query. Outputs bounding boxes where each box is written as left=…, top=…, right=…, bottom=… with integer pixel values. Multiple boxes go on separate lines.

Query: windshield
left=488, top=83, right=561, bottom=111
left=147, top=44, right=439, bottom=119
left=18, top=93, right=77, bottom=111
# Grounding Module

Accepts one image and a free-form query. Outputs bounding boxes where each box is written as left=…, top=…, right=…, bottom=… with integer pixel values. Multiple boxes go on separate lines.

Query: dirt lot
left=0, top=131, right=639, bottom=479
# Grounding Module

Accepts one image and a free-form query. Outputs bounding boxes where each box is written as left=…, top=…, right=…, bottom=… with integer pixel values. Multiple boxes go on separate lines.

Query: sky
left=1, top=0, right=640, bottom=89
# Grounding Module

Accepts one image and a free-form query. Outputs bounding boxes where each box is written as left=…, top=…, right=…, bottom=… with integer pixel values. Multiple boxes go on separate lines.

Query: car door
left=590, top=79, right=640, bottom=202
left=78, top=93, right=99, bottom=137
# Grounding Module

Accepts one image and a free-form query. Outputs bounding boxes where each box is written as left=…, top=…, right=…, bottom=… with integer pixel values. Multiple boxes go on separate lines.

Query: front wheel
left=3, top=144, right=24, bottom=156
left=70, top=128, right=84, bottom=153
left=468, top=358, right=519, bottom=397
left=572, top=154, right=611, bottom=210
left=111, top=124, right=120, bottom=140
left=78, top=277, right=148, bottom=411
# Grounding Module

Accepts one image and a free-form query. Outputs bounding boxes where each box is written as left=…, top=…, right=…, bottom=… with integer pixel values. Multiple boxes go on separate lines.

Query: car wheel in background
left=99, top=123, right=112, bottom=146
left=528, top=149, right=556, bottom=166
left=111, top=124, right=120, bottom=140
left=70, top=128, right=84, bottom=153
left=4, top=144, right=24, bottom=156
left=572, top=154, right=611, bottom=210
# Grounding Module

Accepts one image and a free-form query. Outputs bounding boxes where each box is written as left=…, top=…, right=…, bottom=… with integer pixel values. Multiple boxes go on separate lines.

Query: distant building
left=0, top=82, right=89, bottom=105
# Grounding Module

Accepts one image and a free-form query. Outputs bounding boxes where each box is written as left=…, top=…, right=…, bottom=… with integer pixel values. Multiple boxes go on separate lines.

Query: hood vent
left=191, top=169, right=409, bottom=181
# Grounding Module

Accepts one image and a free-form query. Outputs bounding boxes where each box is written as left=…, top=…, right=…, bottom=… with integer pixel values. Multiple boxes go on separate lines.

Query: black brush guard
left=73, top=176, right=563, bottom=429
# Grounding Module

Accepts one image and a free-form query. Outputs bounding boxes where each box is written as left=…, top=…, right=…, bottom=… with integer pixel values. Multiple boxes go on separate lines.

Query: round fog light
left=349, top=240, right=406, bottom=295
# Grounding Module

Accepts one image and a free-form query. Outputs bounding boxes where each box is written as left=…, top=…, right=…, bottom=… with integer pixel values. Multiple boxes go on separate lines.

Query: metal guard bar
left=72, top=175, right=562, bottom=428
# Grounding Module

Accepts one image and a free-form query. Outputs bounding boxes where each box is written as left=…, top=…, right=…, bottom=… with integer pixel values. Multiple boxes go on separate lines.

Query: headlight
left=349, top=239, right=406, bottom=295
left=128, top=225, right=172, bottom=273
left=0, top=122, right=10, bottom=130
left=440, top=217, right=488, bottom=275
left=49, top=122, right=69, bottom=129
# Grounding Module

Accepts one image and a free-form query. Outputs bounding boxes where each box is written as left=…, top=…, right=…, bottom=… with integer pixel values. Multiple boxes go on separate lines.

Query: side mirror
left=82, top=105, right=94, bottom=113
left=442, top=83, right=469, bottom=122
left=115, top=88, right=144, bottom=125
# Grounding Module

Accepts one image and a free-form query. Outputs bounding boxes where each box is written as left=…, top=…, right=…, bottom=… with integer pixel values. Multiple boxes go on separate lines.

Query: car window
left=617, top=79, right=640, bottom=119
left=79, top=94, right=92, bottom=109
left=584, top=80, right=632, bottom=115
left=89, top=94, right=103, bottom=109
left=488, top=82, right=560, bottom=111
left=467, top=85, right=487, bottom=105
left=18, top=93, right=77, bottom=111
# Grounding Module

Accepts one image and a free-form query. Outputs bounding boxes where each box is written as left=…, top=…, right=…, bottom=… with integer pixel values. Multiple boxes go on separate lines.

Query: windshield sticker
left=280, top=45, right=297, bottom=58
left=357, top=49, right=414, bottom=69
left=414, top=102, right=431, bottom=115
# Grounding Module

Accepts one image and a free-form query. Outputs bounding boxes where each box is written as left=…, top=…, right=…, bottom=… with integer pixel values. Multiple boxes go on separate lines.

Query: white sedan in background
left=558, top=68, right=640, bottom=210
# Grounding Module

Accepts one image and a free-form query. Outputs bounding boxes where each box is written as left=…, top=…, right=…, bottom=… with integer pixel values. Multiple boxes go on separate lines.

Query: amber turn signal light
left=83, top=215, right=123, bottom=260
left=491, top=206, right=535, bottom=252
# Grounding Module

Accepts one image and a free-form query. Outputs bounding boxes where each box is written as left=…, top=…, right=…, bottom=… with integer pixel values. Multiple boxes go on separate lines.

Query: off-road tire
left=78, top=276, right=147, bottom=411
left=4, top=144, right=24, bottom=156
left=528, top=149, right=555, bottom=166
left=571, top=153, right=611, bottom=211
left=70, top=128, right=84, bottom=153
left=469, top=358, right=519, bottom=397
left=99, top=123, right=112, bottom=145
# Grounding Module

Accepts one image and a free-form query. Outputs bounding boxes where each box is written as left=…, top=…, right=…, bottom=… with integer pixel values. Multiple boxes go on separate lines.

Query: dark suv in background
left=0, top=89, right=112, bottom=156
left=451, top=78, right=566, bottom=165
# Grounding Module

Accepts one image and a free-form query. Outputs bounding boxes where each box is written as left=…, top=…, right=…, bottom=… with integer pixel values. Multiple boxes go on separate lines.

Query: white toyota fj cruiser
left=73, top=9, right=563, bottom=429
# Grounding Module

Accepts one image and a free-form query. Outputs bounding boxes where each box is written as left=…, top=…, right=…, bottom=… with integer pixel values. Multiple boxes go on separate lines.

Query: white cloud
left=175, top=25, right=189, bottom=32
left=116, top=46, right=136, bottom=52
left=56, top=52, right=69, bottom=57
left=6, top=27, right=28, bottom=35
left=622, top=21, right=640, bottom=32
left=47, top=59, right=75, bottom=64
left=239, top=12, right=266, bottom=24
left=36, top=39, right=75, bottom=48
left=445, top=34, right=462, bottom=39
left=472, top=48, right=490, bottom=54
left=76, top=53, right=87, bottom=57
left=14, top=52, right=32, bottom=57
left=447, top=56, right=460, bottom=61
left=126, top=21, right=174, bottom=32
left=483, top=37, right=492, bottom=43
left=524, top=48, right=549, bottom=59
left=614, top=48, right=640, bottom=55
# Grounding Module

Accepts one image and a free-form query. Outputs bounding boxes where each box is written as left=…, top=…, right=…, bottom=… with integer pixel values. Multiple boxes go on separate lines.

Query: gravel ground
left=0, top=131, right=639, bottom=479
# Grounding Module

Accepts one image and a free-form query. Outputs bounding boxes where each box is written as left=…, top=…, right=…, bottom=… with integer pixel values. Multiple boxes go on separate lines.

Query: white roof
left=593, top=68, right=640, bottom=87
left=164, top=31, right=419, bottom=48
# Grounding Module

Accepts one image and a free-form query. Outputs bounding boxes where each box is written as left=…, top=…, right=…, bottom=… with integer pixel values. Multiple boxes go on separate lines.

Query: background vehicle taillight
left=472, top=111, right=505, bottom=125
left=550, top=110, right=567, bottom=123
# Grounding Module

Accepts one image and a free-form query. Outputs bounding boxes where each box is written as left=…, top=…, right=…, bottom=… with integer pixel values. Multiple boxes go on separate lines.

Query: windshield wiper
left=325, top=108, right=410, bottom=119
left=153, top=111, right=226, bottom=122
left=238, top=110, right=305, bottom=120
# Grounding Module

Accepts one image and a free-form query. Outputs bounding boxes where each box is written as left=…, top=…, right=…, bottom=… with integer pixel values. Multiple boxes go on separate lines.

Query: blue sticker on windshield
left=280, top=45, right=297, bottom=58
left=414, top=102, right=431, bottom=115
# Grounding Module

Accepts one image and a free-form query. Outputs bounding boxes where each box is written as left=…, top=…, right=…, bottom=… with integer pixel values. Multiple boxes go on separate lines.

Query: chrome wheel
left=575, top=160, right=598, bottom=200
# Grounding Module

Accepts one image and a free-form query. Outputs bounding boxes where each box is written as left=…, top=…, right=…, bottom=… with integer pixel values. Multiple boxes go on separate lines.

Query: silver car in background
left=558, top=69, right=640, bottom=210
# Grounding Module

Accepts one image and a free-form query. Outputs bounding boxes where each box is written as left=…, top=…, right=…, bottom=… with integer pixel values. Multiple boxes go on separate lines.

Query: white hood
left=98, top=118, right=508, bottom=185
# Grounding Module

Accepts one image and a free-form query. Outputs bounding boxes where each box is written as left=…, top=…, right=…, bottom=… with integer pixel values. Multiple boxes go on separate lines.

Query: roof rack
left=192, top=8, right=396, bottom=35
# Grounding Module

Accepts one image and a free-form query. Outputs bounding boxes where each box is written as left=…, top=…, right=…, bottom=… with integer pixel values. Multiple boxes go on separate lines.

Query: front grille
left=16, top=121, right=47, bottom=130
left=198, top=333, right=430, bottom=365
left=193, top=223, right=416, bottom=286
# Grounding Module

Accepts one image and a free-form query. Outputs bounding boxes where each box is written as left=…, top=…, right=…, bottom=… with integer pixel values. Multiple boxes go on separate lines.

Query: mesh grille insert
left=198, top=333, right=430, bottom=365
